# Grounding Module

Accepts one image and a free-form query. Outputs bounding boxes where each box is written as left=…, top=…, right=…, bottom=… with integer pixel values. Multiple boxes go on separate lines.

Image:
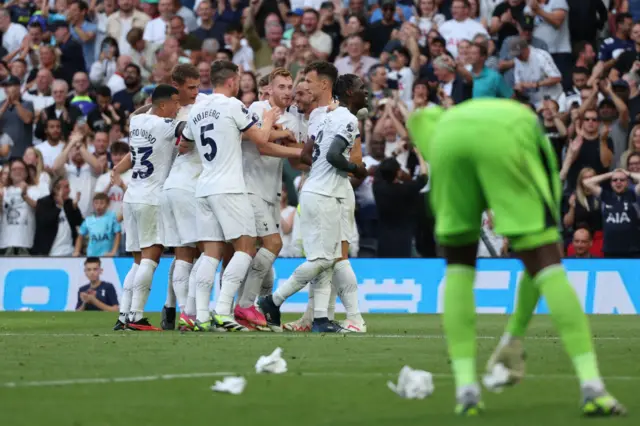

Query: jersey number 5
left=131, top=146, right=154, bottom=179
left=200, top=123, right=217, bottom=161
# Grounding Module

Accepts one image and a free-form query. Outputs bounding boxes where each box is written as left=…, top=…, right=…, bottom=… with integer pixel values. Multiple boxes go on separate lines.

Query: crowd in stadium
left=0, top=0, right=639, bottom=259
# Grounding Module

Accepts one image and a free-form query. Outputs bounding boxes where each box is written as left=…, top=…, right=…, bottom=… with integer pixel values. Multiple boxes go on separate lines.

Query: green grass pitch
left=0, top=313, right=638, bottom=425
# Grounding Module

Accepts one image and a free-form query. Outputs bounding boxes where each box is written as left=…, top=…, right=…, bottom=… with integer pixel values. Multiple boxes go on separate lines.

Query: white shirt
left=0, top=186, right=42, bottom=249
left=36, top=141, right=65, bottom=169
left=124, top=114, right=182, bottom=205
left=228, top=40, right=254, bottom=72
left=290, top=0, right=324, bottom=10
left=355, top=155, right=380, bottom=208
left=107, top=73, right=125, bottom=96
left=410, top=14, right=446, bottom=46
left=118, top=16, right=134, bottom=56
left=163, top=102, right=203, bottom=193
left=438, top=18, right=488, bottom=58
left=1, top=23, right=28, bottom=54
left=95, top=169, right=132, bottom=217
left=65, top=162, right=97, bottom=217
left=183, top=93, right=256, bottom=197
left=22, top=91, right=54, bottom=116
left=309, top=30, right=333, bottom=55
left=303, top=106, right=359, bottom=199
left=49, top=209, right=74, bottom=256
left=279, top=204, right=297, bottom=257
left=178, top=6, right=199, bottom=32
left=388, top=67, right=414, bottom=107
left=307, top=106, right=328, bottom=143
left=514, top=46, right=563, bottom=107
left=242, top=100, right=294, bottom=204
left=143, top=17, right=168, bottom=44
left=527, top=0, right=571, bottom=54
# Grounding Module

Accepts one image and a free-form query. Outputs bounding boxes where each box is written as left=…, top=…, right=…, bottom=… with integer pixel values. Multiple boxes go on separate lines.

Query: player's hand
left=178, top=140, right=193, bottom=154
left=352, top=163, right=368, bottom=179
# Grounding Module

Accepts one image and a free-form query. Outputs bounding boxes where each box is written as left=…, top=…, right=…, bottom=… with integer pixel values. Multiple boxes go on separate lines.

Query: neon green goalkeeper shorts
left=420, top=99, right=562, bottom=251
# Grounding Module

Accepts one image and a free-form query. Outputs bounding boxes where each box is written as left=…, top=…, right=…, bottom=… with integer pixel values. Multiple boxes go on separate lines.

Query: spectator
left=198, top=61, right=214, bottom=94
left=567, top=0, right=608, bottom=48
left=69, top=72, right=96, bottom=116
left=432, top=55, right=473, bottom=105
left=410, top=0, right=446, bottom=47
left=279, top=184, right=298, bottom=257
left=173, top=0, right=198, bottom=32
left=540, top=98, right=567, bottom=165
left=23, top=147, right=51, bottom=195
left=0, top=8, right=27, bottom=54
left=35, top=118, right=65, bottom=171
left=7, top=0, right=37, bottom=27
left=509, top=36, right=562, bottom=108
left=288, top=34, right=313, bottom=79
left=0, top=158, right=41, bottom=255
left=74, top=192, right=121, bottom=257
left=591, top=13, right=633, bottom=86
left=439, top=0, right=488, bottom=59
left=367, top=0, right=401, bottom=58
left=498, top=15, right=548, bottom=87
left=472, top=32, right=499, bottom=70
left=257, top=45, right=287, bottom=79
left=614, top=22, right=640, bottom=80
left=106, top=55, right=133, bottom=96
left=355, top=138, right=385, bottom=241
left=127, top=28, right=157, bottom=83
left=318, top=1, right=342, bottom=62
left=52, top=133, right=103, bottom=217
left=557, top=67, right=590, bottom=114
left=373, top=153, right=428, bottom=257
left=566, top=228, right=596, bottom=258
left=9, top=59, right=28, bottom=86
left=565, top=108, right=614, bottom=190
left=94, top=141, right=130, bottom=222
left=193, top=0, right=227, bottom=46
left=525, top=0, right=571, bottom=89
left=621, top=124, right=640, bottom=167
left=563, top=167, right=603, bottom=253
left=170, top=15, right=203, bottom=53
left=0, top=76, right=34, bottom=158
left=244, top=5, right=284, bottom=69
left=335, top=34, right=379, bottom=78
left=490, top=0, right=525, bottom=51
left=91, top=131, right=111, bottom=164
left=469, top=41, right=512, bottom=98
left=0, top=130, right=12, bottom=164
left=301, top=8, right=332, bottom=61
left=283, top=8, right=304, bottom=48
left=583, top=169, right=640, bottom=258
left=225, top=24, right=255, bottom=72
left=89, top=37, right=120, bottom=88
left=106, top=0, right=151, bottom=55
left=388, top=46, right=418, bottom=105
left=112, top=64, right=143, bottom=116
left=67, top=0, right=98, bottom=71
left=144, top=0, right=175, bottom=44
left=573, top=42, right=597, bottom=74
left=35, top=79, right=82, bottom=143
left=627, top=152, right=640, bottom=174
left=75, top=257, right=119, bottom=312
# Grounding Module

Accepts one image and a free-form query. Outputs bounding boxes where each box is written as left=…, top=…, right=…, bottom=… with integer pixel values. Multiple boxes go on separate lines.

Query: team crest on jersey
left=346, top=122, right=355, bottom=132
left=242, top=106, right=249, bottom=115
left=164, top=119, right=173, bottom=124
left=252, top=112, right=260, bottom=123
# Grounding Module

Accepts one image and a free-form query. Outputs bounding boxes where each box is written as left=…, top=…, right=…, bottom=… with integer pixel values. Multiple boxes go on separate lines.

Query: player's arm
left=300, top=137, right=315, bottom=166
left=113, top=152, right=132, bottom=174
left=583, top=172, right=612, bottom=197
left=258, top=142, right=302, bottom=159
left=326, top=136, right=368, bottom=179
left=244, top=108, right=280, bottom=146
left=349, top=136, right=365, bottom=188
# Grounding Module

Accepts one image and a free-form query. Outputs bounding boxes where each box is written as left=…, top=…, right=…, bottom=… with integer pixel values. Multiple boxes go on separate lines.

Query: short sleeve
left=248, top=102, right=267, bottom=128
left=158, top=117, right=182, bottom=139
left=182, top=122, right=195, bottom=141
left=598, top=39, right=612, bottom=61
left=232, top=98, right=256, bottom=131
left=335, top=114, right=358, bottom=146
left=79, top=219, right=88, bottom=236
left=94, top=175, right=108, bottom=193
left=540, top=51, right=561, bottom=78
left=550, top=0, right=568, bottom=11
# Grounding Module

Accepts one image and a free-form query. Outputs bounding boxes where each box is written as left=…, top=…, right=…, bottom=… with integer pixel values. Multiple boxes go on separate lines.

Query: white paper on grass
left=255, top=347, right=288, bottom=374
left=387, top=365, right=434, bottom=399
left=211, top=376, right=247, bottom=395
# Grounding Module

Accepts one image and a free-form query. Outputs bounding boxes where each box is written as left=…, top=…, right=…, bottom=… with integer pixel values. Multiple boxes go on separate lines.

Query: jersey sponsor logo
left=90, top=233, right=111, bottom=242
left=605, top=212, right=632, bottom=224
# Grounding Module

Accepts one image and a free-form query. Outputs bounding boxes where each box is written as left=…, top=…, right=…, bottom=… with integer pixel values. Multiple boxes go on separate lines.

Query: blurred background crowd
left=1, top=0, right=640, bottom=259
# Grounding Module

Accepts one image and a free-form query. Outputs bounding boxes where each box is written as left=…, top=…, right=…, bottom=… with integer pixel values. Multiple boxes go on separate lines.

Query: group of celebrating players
left=110, top=59, right=368, bottom=335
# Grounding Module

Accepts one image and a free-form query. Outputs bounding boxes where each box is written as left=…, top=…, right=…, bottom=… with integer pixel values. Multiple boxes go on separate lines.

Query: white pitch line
left=2, top=371, right=639, bottom=389
left=0, top=333, right=632, bottom=341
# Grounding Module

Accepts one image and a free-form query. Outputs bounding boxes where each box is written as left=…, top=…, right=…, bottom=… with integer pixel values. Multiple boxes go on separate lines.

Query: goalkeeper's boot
left=113, top=319, right=126, bottom=331
left=283, top=316, right=312, bottom=332
left=482, top=336, right=525, bottom=392
left=178, top=312, right=196, bottom=331
left=126, top=317, right=162, bottom=331
left=339, top=319, right=367, bottom=333
left=257, top=295, right=281, bottom=328
left=213, top=314, right=249, bottom=332
left=160, top=306, right=176, bottom=330
left=311, top=318, right=344, bottom=333
left=582, top=387, right=627, bottom=417
left=455, top=388, right=484, bottom=416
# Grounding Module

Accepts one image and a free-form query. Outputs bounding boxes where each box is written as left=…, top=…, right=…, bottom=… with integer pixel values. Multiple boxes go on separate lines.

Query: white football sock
left=119, top=263, right=138, bottom=323
left=239, top=248, right=276, bottom=308
left=260, top=267, right=275, bottom=297
left=186, top=255, right=202, bottom=317
left=328, top=281, right=337, bottom=321
left=172, top=260, right=192, bottom=311
left=165, top=258, right=176, bottom=308
left=272, top=258, right=333, bottom=306
left=333, top=260, right=363, bottom=323
left=195, top=255, right=219, bottom=323
left=215, top=251, right=253, bottom=316
left=302, top=279, right=314, bottom=322
left=312, top=268, right=333, bottom=319
left=129, top=259, right=157, bottom=322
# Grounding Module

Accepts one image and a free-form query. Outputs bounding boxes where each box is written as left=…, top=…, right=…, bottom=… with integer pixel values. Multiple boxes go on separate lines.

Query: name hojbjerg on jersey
left=192, top=109, right=220, bottom=125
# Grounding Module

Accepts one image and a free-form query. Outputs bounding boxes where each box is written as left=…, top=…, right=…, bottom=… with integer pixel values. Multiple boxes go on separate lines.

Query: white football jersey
left=302, top=106, right=359, bottom=199
left=182, top=93, right=256, bottom=197
left=280, top=105, right=307, bottom=144
left=307, top=106, right=328, bottom=143
left=124, top=114, right=182, bottom=205
left=163, top=102, right=203, bottom=193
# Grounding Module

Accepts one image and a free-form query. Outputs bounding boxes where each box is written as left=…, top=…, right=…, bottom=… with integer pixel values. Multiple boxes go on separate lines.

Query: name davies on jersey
left=129, top=128, right=158, bottom=145
left=192, top=109, right=220, bottom=125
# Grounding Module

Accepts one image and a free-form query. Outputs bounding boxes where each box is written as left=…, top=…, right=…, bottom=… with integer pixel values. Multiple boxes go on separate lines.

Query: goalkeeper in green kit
left=406, top=99, right=625, bottom=417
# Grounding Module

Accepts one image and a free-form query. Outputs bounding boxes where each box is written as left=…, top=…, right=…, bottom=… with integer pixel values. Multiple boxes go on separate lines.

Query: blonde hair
left=24, top=147, right=44, bottom=185
left=620, top=124, right=640, bottom=167
left=576, top=167, right=598, bottom=211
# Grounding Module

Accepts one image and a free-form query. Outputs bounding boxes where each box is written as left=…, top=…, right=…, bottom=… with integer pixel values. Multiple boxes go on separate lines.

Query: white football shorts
left=248, top=193, right=279, bottom=238
left=123, top=202, right=164, bottom=252
left=196, top=193, right=257, bottom=242
left=161, top=188, right=198, bottom=248
left=339, top=187, right=357, bottom=245
left=299, top=191, right=341, bottom=261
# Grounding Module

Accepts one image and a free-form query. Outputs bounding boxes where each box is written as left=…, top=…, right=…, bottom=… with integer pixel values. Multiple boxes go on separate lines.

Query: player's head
left=333, top=73, right=368, bottom=114
left=84, top=257, right=102, bottom=282
left=294, top=80, right=314, bottom=114
left=110, top=141, right=130, bottom=169
left=210, top=60, right=240, bottom=96
left=171, top=63, right=200, bottom=106
left=151, top=84, right=180, bottom=118
left=572, top=228, right=592, bottom=257
left=269, top=68, right=293, bottom=109
left=258, top=75, right=271, bottom=101
left=92, top=192, right=110, bottom=216
left=303, top=61, right=337, bottom=101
